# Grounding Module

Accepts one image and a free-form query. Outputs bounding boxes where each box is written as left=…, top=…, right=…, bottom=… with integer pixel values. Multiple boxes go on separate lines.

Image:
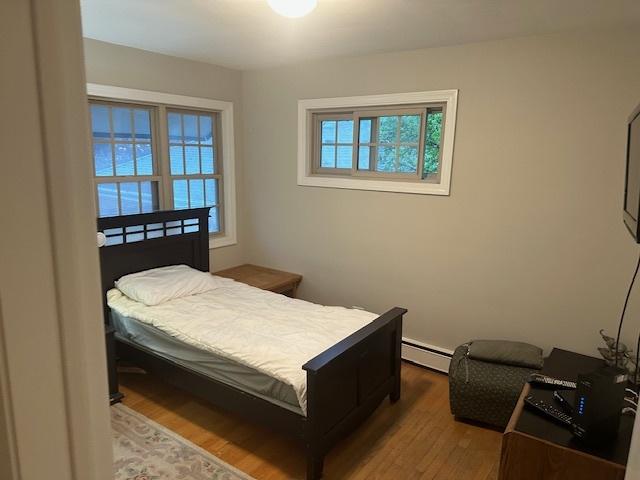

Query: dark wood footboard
left=302, top=307, right=406, bottom=479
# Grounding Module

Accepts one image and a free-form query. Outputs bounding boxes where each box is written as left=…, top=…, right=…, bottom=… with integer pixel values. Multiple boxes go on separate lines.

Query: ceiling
left=80, top=0, right=640, bottom=70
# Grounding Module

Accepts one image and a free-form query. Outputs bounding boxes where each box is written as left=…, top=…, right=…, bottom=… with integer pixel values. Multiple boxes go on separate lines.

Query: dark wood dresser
left=499, top=348, right=634, bottom=480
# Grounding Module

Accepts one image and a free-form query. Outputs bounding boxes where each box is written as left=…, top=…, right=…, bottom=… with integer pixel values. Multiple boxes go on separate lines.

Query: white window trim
left=86, top=83, right=237, bottom=249
left=297, top=89, right=458, bottom=195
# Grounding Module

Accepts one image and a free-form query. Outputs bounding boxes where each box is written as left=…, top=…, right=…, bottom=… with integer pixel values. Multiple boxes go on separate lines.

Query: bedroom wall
left=83, top=38, right=245, bottom=271
left=241, top=28, right=640, bottom=358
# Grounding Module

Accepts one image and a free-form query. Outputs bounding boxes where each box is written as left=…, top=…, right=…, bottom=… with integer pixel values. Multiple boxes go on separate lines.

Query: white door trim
left=0, top=0, right=113, bottom=478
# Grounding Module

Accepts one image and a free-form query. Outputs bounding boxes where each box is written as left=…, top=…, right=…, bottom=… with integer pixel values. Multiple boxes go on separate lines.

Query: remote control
left=553, top=390, right=574, bottom=414
left=524, top=394, right=573, bottom=426
left=528, top=373, right=577, bottom=389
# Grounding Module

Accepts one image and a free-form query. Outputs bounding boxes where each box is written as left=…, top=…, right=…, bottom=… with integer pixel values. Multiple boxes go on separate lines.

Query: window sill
left=209, top=234, right=237, bottom=249
left=297, top=175, right=450, bottom=195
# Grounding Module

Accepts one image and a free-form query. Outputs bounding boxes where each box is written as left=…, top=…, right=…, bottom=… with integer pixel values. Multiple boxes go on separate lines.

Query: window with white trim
left=89, top=100, right=223, bottom=235
left=298, top=90, right=457, bottom=195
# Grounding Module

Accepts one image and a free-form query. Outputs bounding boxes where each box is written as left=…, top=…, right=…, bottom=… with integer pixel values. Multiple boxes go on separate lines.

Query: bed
left=98, top=207, right=406, bottom=480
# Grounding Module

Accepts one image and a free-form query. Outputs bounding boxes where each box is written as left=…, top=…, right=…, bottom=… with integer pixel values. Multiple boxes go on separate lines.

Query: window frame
left=87, top=83, right=237, bottom=249
left=298, top=90, right=458, bottom=195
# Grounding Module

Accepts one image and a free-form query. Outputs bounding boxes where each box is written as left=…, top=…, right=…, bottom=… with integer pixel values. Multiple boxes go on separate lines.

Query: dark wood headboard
left=97, top=207, right=210, bottom=322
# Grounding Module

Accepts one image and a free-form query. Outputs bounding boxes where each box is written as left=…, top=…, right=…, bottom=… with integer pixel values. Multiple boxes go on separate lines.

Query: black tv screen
left=623, top=104, right=640, bottom=242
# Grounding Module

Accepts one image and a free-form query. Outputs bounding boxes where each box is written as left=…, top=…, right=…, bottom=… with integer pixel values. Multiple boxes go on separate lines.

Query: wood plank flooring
left=119, top=362, right=502, bottom=479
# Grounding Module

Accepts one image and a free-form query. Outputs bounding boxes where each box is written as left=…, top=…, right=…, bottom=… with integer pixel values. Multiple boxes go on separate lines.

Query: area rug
left=111, top=403, right=254, bottom=480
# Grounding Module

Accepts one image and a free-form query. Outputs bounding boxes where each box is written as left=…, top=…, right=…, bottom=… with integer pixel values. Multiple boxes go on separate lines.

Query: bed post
left=390, top=313, right=403, bottom=403
left=305, top=370, right=324, bottom=480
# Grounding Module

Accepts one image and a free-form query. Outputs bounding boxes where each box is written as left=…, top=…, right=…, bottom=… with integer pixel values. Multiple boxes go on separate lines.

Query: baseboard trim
left=401, top=338, right=453, bottom=373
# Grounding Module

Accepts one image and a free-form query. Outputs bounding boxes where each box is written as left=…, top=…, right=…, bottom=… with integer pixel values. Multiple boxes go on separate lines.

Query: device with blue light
left=571, top=367, right=628, bottom=444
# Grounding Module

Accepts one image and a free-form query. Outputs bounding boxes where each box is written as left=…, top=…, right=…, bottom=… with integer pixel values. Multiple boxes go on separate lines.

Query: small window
left=299, top=90, right=457, bottom=195
left=313, top=107, right=443, bottom=180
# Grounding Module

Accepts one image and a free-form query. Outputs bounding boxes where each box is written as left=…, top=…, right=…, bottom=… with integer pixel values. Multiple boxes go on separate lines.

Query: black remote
left=553, top=390, right=574, bottom=414
left=528, top=373, right=577, bottom=389
left=524, top=394, right=573, bottom=426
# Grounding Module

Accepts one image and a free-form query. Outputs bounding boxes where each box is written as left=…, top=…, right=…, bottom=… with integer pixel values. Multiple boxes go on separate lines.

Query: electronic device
left=553, top=390, right=575, bottom=414
left=524, top=394, right=573, bottom=427
left=572, top=366, right=627, bottom=444
left=528, top=373, right=577, bottom=389
left=623, top=101, right=640, bottom=241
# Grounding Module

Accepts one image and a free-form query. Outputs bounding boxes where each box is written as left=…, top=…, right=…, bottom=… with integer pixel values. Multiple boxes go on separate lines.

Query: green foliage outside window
left=424, top=111, right=442, bottom=178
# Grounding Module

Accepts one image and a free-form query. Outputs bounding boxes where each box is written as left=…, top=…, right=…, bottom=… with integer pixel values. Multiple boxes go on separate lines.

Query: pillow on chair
left=467, top=340, right=543, bottom=369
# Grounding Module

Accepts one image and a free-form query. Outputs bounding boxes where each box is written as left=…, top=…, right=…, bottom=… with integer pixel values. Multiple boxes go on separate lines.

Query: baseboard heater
left=401, top=338, right=453, bottom=373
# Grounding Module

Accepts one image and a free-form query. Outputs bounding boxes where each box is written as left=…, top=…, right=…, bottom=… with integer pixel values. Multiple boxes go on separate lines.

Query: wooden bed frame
left=97, top=208, right=406, bottom=480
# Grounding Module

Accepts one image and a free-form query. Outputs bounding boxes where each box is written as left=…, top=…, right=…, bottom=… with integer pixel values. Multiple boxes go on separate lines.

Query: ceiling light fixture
left=267, top=0, right=317, bottom=18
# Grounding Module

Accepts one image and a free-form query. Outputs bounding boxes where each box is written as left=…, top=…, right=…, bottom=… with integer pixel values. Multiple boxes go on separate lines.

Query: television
left=623, top=103, right=640, bottom=242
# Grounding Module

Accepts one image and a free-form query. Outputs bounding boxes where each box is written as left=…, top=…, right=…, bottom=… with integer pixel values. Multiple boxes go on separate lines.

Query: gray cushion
left=467, top=340, right=543, bottom=369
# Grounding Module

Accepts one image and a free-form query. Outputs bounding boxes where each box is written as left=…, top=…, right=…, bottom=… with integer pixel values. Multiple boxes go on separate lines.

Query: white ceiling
left=80, top=0, right=640, bottom=70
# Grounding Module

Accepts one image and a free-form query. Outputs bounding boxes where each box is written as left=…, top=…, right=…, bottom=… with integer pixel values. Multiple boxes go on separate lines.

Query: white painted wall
left=240, top=29, right=640, bottom=358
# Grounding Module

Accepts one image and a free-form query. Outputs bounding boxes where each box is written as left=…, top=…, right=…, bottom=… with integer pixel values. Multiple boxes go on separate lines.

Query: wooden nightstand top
left=213, top=264, right=302, bottom=297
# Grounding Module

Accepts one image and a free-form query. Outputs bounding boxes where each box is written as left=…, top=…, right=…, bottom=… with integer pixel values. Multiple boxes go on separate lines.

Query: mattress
left=111, top=308, right=303, bottom=414
left=107, top=276, right=378, bottom=414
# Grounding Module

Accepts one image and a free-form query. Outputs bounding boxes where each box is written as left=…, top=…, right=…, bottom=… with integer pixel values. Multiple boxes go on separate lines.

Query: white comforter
left=107, top=276, right=378, bottom=414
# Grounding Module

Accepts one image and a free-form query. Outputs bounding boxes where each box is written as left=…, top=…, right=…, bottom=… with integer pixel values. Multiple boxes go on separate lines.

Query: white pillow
left=115, top=265, right=222, bottom=306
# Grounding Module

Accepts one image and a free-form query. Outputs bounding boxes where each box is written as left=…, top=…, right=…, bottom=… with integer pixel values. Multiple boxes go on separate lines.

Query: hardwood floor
left=119, top=362, right=502, bottom=479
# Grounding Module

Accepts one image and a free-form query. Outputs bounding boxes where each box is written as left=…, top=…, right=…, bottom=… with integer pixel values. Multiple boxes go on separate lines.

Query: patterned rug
left=111, top=403, right=254, bottom=480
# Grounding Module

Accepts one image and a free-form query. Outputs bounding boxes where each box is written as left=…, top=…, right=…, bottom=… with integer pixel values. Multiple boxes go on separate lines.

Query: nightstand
left=105, top=324, right=124, bottom=404
left=213, top=264, right=302, bottom=298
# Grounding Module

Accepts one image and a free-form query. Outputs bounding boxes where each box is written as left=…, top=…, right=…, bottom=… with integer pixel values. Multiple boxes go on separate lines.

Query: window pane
left=140, top=181, right=159, bottom=213
left=183, top=114, right=198, bottom=144
left=135, top=143, right=153, bottom=175
left=321, top=146, right=335, bottom=168
left=209, top=207, right=220, bottom=233
left=189, top=179, right=205, bottom=208
left=114, top=144, right=134, bottom=176
left=173, top=179, right=188, bottom=209
left=112, top=108, right=133, bottom=140
left=119, top=182, right=140, bottom=215
left=377, top=146, right=396, bottom=172
left=205, top=178, right=218, bottom=206
left=170, top=146, right=184, bottom=175
left=185, top=146, right=200, bottom=174
left=97, top=183, right=119, bottom=217
left=93, top=143, right=113, bottom=176
left=336, top=146, right=352, bottom=169
left=358, top=146, right=371, bottom=170
left=378, top=116, right=398, bottom=144
left=399, top=146, right=418, bottom=172
left=400, top=115, right=420, bottom=143
left=201, top=146, right=214, bottom=174
left=134, top=109, right=151, bottom=141
left=424, top=111, right=443, bottom=178
left=337, top=120, right=353, bottom=144
left=199, top=115, right=213, bottom=145
left=91, top=105, right=110, bottom=140
left=321, top=121, right=336, bottom=144
left=359, top=119, right=372, bottom=143
left=168, top=113, right=182, bottom=143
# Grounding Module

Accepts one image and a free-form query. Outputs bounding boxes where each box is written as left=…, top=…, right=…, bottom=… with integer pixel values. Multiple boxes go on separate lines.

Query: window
left=167, top=110, right=222, bottom=234
left=87, top=84, right=237, bottom=248
left=298, top=90, right=457, bottom=195
left=90, top=102, right=160, bottom=217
